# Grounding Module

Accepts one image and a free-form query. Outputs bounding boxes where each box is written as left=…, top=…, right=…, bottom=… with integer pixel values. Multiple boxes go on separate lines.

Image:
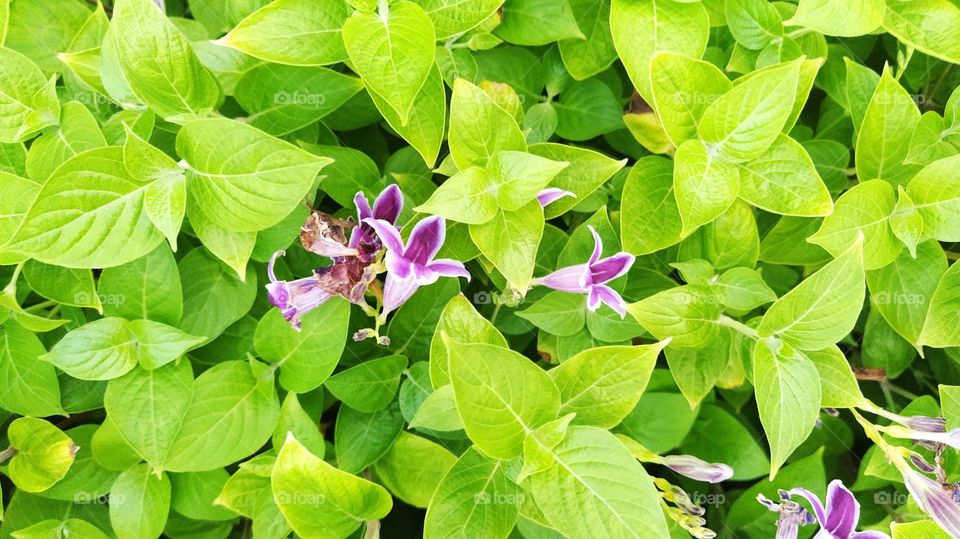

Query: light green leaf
left=528, top=142, right=625, bottom=219
left=883, top=0, right=960, bottom=65
left=620, top=156, right=682, bottom=255
left=788, top=0, right=885, bottom=37
left=807, top=345, right=865, bottom=408
left=111, top=0, right=222, bottom=120
left=273, top=392, right=326, bottom=459
left=758, top=238, right=865, bottom=350
left=334, top=401, right=405, bottom=474
left=753, top=339, right=821, bottom=478
left=469, top=200, right=544, bottom=292
left=736, top=134, right=833, bottom=217
left=42, top=318, right=139, bottom=381
left=517, top=291, right=586, bottom=337
left=890, top=186, right=923, bottom=257
left=372, top=431, right=457, bottom=508
left=627, top=285, right=722, bottom=348
left=343, top=1, right=436, bottom=124
left=178, top=118, right=330, bottom=232
left=253, top=299, right=349, bottom=393
left=715, top=267, right=777, bottom=311
left=649, top=51, right=731, bottom=146
left=559, top=0, right=617, bottom=80
left=449, top=78, right=527, bottom=170
left=866, top=240, right=946, bottom=346
left=7, top=417, right=77, bottom=493
left=272, top=434, right=392, bottom=539
left=23, top=260, right=100, bottom=310
left=495, top=0, right=584, bottom=45
left=725, top=0, right=783, bottom=50
left=673, top=138, right=740, bottom=236
left=325, top=355, right=407, bottom=413
left=918, top=260, right=960, bottom=349
left=24, top=101, right=106, bottom=182
left=415, top=167, right=499, bottom=224
left=698, top=59, right=802, bottom=163
left=9, top=147, right=164, bottom=268
left=409, top=385, right=463, bottom=431
left=610, top=0, right=709, bottom=101
left=368, top=65, right=447, bottom=167
left=99, top=244, right=184, bottom=326
left=217, top=0, right=350, bottom=66
left=446, top=339, right=560, bottom=460
left=664, top=327, right=733, bottom=407
left=413, top=0, right=503, bottom=40
left=0, top=47, right=58, bottom=143
left=855, top=68, right=921, bottom=186
left=109, top=464, right=171, bottom=539
left=905, top=154, right=960, bottom=242
left=187, top=203, right=256, bottom=280
left=550, top=342, right=666, bottom=428
left=0, top=321, right=63, bottom=417
left=808, top=179, right=902, bottom=270
left=429, top=294, right=507, bottom=387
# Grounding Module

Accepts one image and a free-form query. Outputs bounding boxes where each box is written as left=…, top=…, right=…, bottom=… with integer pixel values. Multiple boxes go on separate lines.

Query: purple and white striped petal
left=787, top=488, right=828, bottom=531
left=373, top=184, right=403, bottom=224
left=587, top=225, right=603, bottom=266
left=382, top=272, right=422, bottom=315
left=264, top=252, right=332, bottom=330
left=535, top=264, right=591, bottom=293
left=363, top=218, right=405, bottom=253
left=900, top=465, right=960, bottom=536
left=590, top=252, right=635, bottom=284
left=660, top=455, right=733, bottom=483
left=404, top=216, right=446, bottom=265
left=536, top=188, right=575, bottom=207
left=589, top=285, right=628, bottom=318
left=427, top=259, right=471, bottom=280
left=355, top=191, right=374, bottom=222
left=823, top=480, right=860, bottom=538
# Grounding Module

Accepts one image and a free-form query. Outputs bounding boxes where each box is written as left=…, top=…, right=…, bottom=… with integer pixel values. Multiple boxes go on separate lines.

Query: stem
left=0, top=446, right=17, bottom=464
left=717, top=315, right=758, bottom=340
left=4, top=262, right=23, bottom=294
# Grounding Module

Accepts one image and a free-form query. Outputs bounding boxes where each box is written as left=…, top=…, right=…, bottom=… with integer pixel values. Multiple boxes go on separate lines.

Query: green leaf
left=890, top=186, right=924, bottom=257
left=558, top=0, right=617, bottom=80
left=415, top=167, right=499, bottom=224
left=525, top=426, right=669, bottom=538
left=164, top=360, right=280, bottom=472
left=787, top=0, right=885, bottom=37
left=495, top=0, right=584, bottom=45
left=855, top=68, right=921, bottom=186
left=10, top=147, right=165, bottom=268
left=343, top=1, right=436, bottom=124
left=111, top=0, right=222, bottom=120
left=679, top=403, right=769, bottom=480
left=627, top=285, right=722, bottom=348
left=372, top=431, right=457, bottom=508
left=736, top=134, right=833, bottom=217
left=673, top=138, right=740, bottom=236
left=664, top=327, right=733, bottom=407
left=698, top=59, right=802, bottom=163
left=553, top=79, right=624, bottom=141
left=446, top=339, right=560, bottom=459
left=24, top=101, right=106, bottom=182
left=273, top=392, right=326, bottom=459
left=758, top=238, right=865, bottom=351
left=23, top=260, right=100, bottom=310
left=905, top=154, right=960, bottom=242
left=469, top=200, right=544, bottom=292
left=528, top=142, right=625, bottom=219
left=808, top=179, right=902, bottom=270
left=620, top=156, right=682, bottom=255
left=109, top=464, right=171, bottom=539
left=253, top=298, right=348, bottom=393
left=883, top=0, right=960, bottom=65
left=715, top=267, right=777, bottom=311
left=649, top=51, right=732, bottom=146
left=918, top=260, right=960, bottom=349
left=449, top=78, right=527, bottom=169
left=7, top=418, right=77, bottom=493
left=187, top=203, right=256, bottom=280
left=334, top=401, right=405, bottom=474
left=725, top=0, right=784, bottom=50
left=423, top=447, right=520, bottom=539
left=0, top=47, right=58, bottom=143
left=104, top=360, right=194, bottom=473
left=177, top=118, right=330, bottom=232
left=414, top=0, right=503, bottom=40
left=99, top=244, right=184, bottom=326
left=867, top=240, right=946, bottom=346
left=610, top=0, right=709, bottom=101
left=517, top=291, right=586, bottom=337
left=753, top=339, right=821, bottom=478
left=0, top=322, right=63, bottom=417
left=272, top=434, right=392, bottom=538
left=325, top=355, right=407, bottom=413
left=408, top=385, right=463, bottom=431
left=368, top=65, right=447, bottom=167
left=217, top=0, right=350, bottom=66
left=234, top=64, right=362, bottom=136
left=550, top=342, right=665, bottom=428
left=429, top=294, right=507, bottom=387
left=807, top=345, right=865, bottom=408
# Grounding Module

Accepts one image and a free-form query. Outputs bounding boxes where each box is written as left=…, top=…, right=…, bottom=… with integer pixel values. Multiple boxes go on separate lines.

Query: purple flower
left=757, top=491, right=817, bottom=539
left=364, top=215, right=470, bottom=315
left=660, top=455, right=733, bottom=483
left=533, top=226, right=634, bottom=318
left=299, top=212, right=359, bottom=258
left=895, top=461, right=960, bottom=537
left=265, top=251, right=332, bottom=330
left=536, top=188, right=575, bottom=207
left=350, top=184, right=403, bottom=262
left=882, top=425, right=960, bottom=450
left=760, top=480, right=891, bottom=539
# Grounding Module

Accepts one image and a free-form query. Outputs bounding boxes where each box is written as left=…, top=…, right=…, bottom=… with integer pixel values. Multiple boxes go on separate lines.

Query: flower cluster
left=758, top=480, right=890, bottom=539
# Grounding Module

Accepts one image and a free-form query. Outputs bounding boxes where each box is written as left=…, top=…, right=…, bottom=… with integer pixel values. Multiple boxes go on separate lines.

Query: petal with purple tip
left=587, top=225, right=603, bottom=265
left=589, top=285, right=627, bottom=318
left=363, top=218, right=405, bottom=253
left=354, top=191, right=374, bottom=221
left=427, top=258, right=471, bottom=280
left=590, top=252, right=635, bottom=284
left=373, top=184, right=403, bottom=224
left=822, top=480, right=860, bottom=537
left=536, top=188, right=575, bottom=207
left=404, top=216, right=446, bottom=265
left=901, top=465, right=960, bottom=537
left=535, top=264, right=591, bottom=293
left=660, top=455, right=734, bottom=483
left=787, top=488, right=827, bottom=530
left=382, top=273, right=421, bottom=315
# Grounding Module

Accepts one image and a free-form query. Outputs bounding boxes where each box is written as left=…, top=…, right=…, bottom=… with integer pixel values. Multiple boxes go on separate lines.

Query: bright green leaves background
left=1, top=0, right=960, bottom=537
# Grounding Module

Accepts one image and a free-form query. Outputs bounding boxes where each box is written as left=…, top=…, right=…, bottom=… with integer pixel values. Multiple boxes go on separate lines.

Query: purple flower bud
left=535, top=188, right=575, bottom=207
left=898, top=463, right=960, bottom=537
left=265, top=251, right=332, bottom=330
left=660, top=455, right=733, bottom=484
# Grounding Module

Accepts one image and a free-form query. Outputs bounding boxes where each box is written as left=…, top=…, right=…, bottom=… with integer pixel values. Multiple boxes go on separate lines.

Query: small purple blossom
left=364, top=215, right=470, bottom=315
left=533, top=226, right=634, bottom=318
left=760, top=480, right=891, bottom=539
left=350, top=184, right=403, bottom=262
left=660, top=455, right=733, bottom=483
left=894, top=460, right=960, bottom=536
left=536, top=188, right=575, bottom=207
left=265, top=251, right=332, bottom=330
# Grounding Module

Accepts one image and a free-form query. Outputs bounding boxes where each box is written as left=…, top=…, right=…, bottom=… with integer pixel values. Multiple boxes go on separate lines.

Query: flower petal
left=267, top=250, right=285, bottom=282
left=587, top=225, right=603, bottom=265
left=265, top=274, right=332, bottom=330
left=660, top=454, right=734, bottom=483
left=535, top=264, right=590, bottom=293
left=822, top=479, right=860, bottom=538
left=404, top=215, right=445, bottom=265
left=901, top=465, right=960, bottom=537
left=536, top=188, right=575, bottom=207
left=589, top=285, right=628, bottom=318
left=590, top=252, right=635, bottom=284
left=850, top=532, right=891, bottom=539
left=427, top=258, right=471, bottom=281
left=382, top=272, right=421, bottom=315
left=373, top=184, right=403, bottom=224
left=354, top=191, right=374, bottom=221
left=788, top=488, right=827, bottom=531
left=363, top=218, right=404, bottom=253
